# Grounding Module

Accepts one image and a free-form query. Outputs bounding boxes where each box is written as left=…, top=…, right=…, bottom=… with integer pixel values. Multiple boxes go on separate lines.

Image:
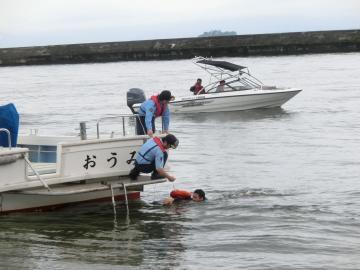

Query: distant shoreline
left=0, top=29, right=359, bottom=67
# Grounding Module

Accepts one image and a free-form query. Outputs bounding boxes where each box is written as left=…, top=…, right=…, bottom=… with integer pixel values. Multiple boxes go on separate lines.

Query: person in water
left=163, top=189, right=206, bottom=205
left=190, top=78, right=205, bottom=95
left=136, top=90, right=173, bottom=136
left=129, top=134, right=179, bottom=181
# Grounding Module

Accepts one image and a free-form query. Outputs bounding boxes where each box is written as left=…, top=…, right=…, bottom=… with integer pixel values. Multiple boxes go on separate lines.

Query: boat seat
left=28, top=162, right=57, bottom=175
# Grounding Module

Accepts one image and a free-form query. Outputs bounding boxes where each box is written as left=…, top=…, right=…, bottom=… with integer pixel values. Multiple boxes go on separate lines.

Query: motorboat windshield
left=193, top=56, right=266, bottom=93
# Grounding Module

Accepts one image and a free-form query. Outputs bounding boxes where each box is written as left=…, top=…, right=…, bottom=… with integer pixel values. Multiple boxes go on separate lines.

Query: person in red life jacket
left=163, top=189, right=206, bottom=205
left=136, top=90, right=173, bottom=137
left=129, top=134, right=179, bottom=181
left=190, top=78, right=205, bottom=95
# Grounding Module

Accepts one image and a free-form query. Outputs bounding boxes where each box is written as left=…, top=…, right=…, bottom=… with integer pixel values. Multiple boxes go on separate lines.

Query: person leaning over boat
left=190, top=78, right=205, bottom=95
left=129, top=134, right=179, bottom=181
left=136, top=90, right=172, bottom=136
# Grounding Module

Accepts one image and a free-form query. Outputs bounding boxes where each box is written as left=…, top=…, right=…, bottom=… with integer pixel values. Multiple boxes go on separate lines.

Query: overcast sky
left=0, top=0, right=359, bottom=48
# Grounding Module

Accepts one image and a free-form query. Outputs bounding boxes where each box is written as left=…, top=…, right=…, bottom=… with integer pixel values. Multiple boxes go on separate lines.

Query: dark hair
left=162, top=134, right=179, bottom=149
left=194, top=189, right=206, bottom=200
left=197, top=78, right=202, bottom=82
left=158, top=90, right=172, bottom=101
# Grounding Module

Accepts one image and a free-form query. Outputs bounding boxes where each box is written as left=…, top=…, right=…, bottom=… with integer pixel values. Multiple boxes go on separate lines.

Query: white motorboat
left=127, top=57, right=302, bottom=114
left=170, top=57, right=301, bottom=113
left=0, top=115, right=165, bottom=214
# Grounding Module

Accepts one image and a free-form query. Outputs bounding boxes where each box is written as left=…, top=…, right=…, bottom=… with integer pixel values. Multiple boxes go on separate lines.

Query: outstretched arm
left=163, top=197, right=175, bottom=205
left=156, top=168, right=176, bottom=182
left=162, top=106, right=170, bottom=132
left=144, top=102, right=155, bottom=135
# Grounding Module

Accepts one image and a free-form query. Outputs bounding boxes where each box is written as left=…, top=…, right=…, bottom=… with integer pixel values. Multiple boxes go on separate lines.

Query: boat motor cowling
left=127, top=88, right=146, bottom=114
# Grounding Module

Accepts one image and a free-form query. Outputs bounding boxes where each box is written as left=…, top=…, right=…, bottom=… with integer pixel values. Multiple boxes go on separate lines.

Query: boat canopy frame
left=192, top=56, right=265, bottom=93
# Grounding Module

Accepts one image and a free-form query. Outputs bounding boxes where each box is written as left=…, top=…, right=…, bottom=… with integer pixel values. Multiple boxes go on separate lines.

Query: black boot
left=129, top=167, right=140, bottom=180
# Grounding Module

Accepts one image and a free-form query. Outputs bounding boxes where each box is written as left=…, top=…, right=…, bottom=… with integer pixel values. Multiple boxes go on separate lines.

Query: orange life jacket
left=170, top=189, right=192, bottom=200
left=153, top=137, right=165, bottom=152
left=150, top=95, right=166, bottom=117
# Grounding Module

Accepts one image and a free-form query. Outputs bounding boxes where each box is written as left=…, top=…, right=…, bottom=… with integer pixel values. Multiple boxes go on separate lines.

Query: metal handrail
left=96, top=114, right=146, bottom=139
left=193, top=56, right=265, bottom=92
left=0, top=128, right=12, bottom=150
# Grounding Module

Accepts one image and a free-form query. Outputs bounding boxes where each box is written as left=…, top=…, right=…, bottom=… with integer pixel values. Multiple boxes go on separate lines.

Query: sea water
left=0, top=53, right=359, bottom=269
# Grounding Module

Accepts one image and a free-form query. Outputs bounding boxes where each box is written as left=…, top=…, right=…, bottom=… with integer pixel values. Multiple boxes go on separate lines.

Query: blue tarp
left=0, top=103, right=19, bottom=147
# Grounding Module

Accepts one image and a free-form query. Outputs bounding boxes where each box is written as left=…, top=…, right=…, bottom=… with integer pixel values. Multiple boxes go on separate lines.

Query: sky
left=0, top=0, right=359, bottom=48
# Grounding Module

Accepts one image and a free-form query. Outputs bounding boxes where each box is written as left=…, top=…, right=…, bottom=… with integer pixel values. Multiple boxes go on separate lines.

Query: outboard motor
left=127, top=88, right=146, bottom=114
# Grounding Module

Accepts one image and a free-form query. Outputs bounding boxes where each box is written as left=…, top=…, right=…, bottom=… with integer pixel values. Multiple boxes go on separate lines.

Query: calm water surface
left=0, top=53, right=360, bottom=269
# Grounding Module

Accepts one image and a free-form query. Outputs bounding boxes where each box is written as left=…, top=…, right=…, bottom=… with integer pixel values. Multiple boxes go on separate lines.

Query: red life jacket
left=194, top=83, right=204, bottom=95
left=170, top=189, right=192, bottom=200
left=153, top=137, right=165, bottom=152
left=150, top=95, right=166, bottom=117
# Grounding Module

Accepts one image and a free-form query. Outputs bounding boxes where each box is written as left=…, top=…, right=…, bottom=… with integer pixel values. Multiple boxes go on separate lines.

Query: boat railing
left=0, top=128, right=12, bottom=150
left=194, top=56, right=265, bottom=92
left=205, top=76, right=262, bottom=93
left=241, top=76, right=263, bottom=89
left=96, top=114, right=146, bottom=139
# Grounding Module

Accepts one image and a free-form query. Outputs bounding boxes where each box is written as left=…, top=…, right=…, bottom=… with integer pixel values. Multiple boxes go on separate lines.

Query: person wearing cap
left=137, top=90, right=173, bottom=137
left=163, top=189, right=206, bottom=205
left=129, top=134, right=179, bottom=181
left=216, top=80, right=226, bottom=92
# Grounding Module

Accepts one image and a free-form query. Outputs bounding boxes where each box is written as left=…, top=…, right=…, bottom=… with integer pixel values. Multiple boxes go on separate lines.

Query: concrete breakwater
left=0, top=29, right=359, bottom=66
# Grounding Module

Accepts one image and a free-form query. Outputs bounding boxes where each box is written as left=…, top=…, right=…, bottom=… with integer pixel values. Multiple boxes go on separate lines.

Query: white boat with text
left=127, top=56, right=302, bottom=114
left=0, top=110, right=164, bottom=214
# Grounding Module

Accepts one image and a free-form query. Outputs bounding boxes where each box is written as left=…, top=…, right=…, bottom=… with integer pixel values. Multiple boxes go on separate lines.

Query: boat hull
left=0, top=189, right=140, bottom=214
left=0, top=172, right=165, bottom=214
left=169, top=88, right=302, bottom=113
